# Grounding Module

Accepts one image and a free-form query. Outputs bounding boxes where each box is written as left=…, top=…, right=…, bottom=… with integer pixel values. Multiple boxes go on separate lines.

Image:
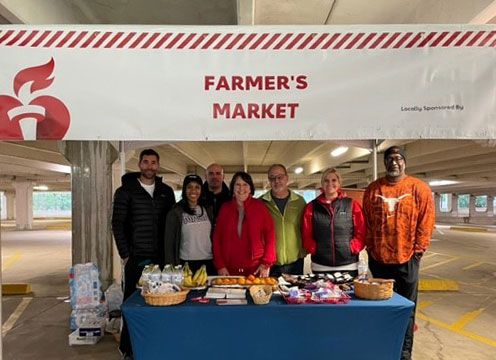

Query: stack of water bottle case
left=68, top=263, right=109, bottom=345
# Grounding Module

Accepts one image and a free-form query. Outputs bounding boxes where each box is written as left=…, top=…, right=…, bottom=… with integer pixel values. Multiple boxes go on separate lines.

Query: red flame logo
left=0, top=58, right=70, bottom=140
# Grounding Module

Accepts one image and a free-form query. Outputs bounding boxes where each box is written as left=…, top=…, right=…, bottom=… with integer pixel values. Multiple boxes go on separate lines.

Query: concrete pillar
left=61, top=141, right=118, bottom=290
left=486, top=195, right=494, bottom=216
left=14, top=181, right=33, bottom=230
left=434, top=193, right=441, bottom=214
left=5, top=191, right=15, bottom=220
left=468, top=194, right=477, bottom=217
left=451, top=194, right=458, bottom=217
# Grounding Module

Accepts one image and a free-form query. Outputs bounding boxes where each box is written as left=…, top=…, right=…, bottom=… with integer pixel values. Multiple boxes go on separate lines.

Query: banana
left=192, top=267, right=202, bottom=283
left=202, top=265, right=208, bottom=285
left=183, top=262, right=193, bottom=277
left=198, top=266, right=207, bottom=286
left=183, top=275, right=197, bottom=287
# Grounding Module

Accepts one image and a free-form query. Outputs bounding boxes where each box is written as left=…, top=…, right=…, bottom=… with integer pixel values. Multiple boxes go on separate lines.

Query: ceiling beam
left=0, top=155, right=70, bottom=173
left=237, top=0, right=254, bottom=25
left=0, top=142, right=68, bottom=165
left=168, top=142, right=216, bottom=170
left=470, top=0, right=496, bottom=23
left=305, top=146, right=371, bottom=175
left=0, top=0, right=86, bottom=24
left=276, top=141, right=326, bottom=170
left=255, top=0, right=334, bottom=25
left=369, top=144, right=496, bottom=176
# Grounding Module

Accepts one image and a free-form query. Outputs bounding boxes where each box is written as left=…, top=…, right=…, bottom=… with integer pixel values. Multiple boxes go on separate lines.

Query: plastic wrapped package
left=104, top=283, right=123, bottom=313
left=69, top=303, right=107, bottom=330
left=69, top=263, right=102, bottom=310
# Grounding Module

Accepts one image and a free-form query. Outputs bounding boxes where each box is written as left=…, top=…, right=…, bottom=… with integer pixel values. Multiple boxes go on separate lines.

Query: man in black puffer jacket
left=111, top=148, right=175, bottom=359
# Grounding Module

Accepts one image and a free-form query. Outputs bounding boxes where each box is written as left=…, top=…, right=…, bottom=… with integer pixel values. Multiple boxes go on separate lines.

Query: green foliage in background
left=33, top=192, right=71, bottom=211
left=458, top=194, right=469, bottom=208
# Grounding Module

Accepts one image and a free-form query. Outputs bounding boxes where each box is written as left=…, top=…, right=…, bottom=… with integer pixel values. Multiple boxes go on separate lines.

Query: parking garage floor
left=1, top=220, right=495, bottom=359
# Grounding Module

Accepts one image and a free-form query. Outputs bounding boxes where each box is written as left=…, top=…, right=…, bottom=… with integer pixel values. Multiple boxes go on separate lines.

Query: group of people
left=112, top=146, right=435, bottom=360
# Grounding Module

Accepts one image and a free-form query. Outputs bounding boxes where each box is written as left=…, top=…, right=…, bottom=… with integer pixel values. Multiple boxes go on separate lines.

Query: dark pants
left=180, top=259, right=217, bottom=276
left=120, top=256, right=157, bottom=357
left=270, top=258, right=304, bottom=277
left=313, top=269, right=358, bottom=278
left=368, top=254, right=420, bottom=360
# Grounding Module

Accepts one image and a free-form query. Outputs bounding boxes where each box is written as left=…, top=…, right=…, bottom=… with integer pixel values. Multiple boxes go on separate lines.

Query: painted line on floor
left=417, top=312, right=496, bottom=348
left=2, top=297, right=32, bottom=336
left=421, top=256, right=460, bottom=271
left=2, top=251, right=22, bottom=271
left=451, top=226, right=488, bottom=233
left=419, top=279, right=458, bottom=291
left=417, top=300, right=434, bottom=311
left=422, top=253, right=438, bottom=260
left=450, top=308, right=485, bottom=331
left=462, top=261, right=485, bottom=271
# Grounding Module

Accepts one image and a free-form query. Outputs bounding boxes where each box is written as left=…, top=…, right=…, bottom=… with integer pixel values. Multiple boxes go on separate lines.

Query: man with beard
left=363, top=146, right=435, bottom=360
left=112, top=148, right=175, bottom=360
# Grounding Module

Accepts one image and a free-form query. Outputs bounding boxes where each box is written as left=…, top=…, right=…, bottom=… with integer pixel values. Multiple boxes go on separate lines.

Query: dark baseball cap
left=384, top=146, right=406, bottom=162
left=182, top=174, right=203, bottom=188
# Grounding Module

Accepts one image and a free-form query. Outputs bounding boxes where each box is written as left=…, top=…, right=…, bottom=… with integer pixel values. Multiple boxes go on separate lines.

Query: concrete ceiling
left=0, top=0, right=495, bottom=196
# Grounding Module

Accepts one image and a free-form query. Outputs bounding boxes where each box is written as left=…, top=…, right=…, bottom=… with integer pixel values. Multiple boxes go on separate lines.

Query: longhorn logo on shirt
left=0, top=58, right=70, bottom=140
left=376, top=194, right=411, bottom=213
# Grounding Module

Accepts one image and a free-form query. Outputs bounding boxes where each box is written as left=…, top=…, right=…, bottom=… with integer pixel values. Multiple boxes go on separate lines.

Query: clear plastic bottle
left=172, top=265, right=184, bottom=286
left=161, top=264, right=172, bottom=283
left=357, top=258, right=368, bottom=282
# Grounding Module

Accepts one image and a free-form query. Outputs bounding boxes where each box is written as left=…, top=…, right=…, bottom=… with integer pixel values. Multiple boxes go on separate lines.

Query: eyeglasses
left=268, top=174, right=286, bottom=182
left=385, top=156, right=404, bottom=164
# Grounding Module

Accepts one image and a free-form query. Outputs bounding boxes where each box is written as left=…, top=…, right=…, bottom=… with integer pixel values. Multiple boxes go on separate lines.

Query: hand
left=414, top=252, right=423, bottom=261
left=218, top=267, right=230, bottom=276
left=255, top=264, right=270, bottom=278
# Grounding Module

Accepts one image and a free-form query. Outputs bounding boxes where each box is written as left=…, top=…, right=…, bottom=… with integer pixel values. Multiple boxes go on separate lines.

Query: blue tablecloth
left=123, top=290, right=414, bottom=360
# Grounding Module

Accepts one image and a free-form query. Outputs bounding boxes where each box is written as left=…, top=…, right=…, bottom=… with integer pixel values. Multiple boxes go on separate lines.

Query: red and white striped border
left=0, top=30, right=495, bottom=50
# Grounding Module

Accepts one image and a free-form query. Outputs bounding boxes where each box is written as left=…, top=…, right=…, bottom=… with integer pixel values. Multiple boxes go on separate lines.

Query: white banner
left=0, top=25, right=495, bottom=141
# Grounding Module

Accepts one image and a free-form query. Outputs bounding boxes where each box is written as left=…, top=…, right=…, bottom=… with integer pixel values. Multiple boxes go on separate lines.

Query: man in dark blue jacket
left=112, top=148, right=175, bottom=359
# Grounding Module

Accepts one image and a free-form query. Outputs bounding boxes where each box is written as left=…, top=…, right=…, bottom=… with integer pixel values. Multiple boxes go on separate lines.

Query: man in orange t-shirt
left=363, top=146, right=435, bottom=360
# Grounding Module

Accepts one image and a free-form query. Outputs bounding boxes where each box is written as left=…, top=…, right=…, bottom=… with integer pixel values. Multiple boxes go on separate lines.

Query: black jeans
left=269, top=258, right=304, bottom=277
left=368, top=254, right=420, bottom=360
left=120, top=256, right=157, bottom=357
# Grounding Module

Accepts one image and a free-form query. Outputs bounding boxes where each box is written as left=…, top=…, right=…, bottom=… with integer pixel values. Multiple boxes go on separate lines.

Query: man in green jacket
left=260, top=164, right=307, bottom=276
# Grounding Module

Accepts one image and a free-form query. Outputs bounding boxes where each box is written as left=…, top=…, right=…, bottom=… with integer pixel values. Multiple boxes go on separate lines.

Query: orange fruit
left=254, top=278, right=262, bottom=285
left=238, top=278, right=246, bottom=285
left=247, top=274, right=256, bottom=281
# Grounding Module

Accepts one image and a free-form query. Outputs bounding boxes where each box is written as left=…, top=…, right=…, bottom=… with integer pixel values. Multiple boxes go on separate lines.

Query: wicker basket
left=354, top=278, right=394, bottom=300
left=249, top=285, right=273, bottom=305
left=143, top=289, right=190, bottom=306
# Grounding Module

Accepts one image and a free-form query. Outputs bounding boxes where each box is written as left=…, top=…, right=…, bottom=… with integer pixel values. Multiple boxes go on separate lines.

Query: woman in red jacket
left=213, top=171, right=276, bottom=277
left=301, top=168, right=365, bottom=277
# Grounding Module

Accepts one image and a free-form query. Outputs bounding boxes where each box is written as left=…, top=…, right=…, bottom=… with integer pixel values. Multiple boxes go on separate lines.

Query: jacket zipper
left=323, top=200, right=336, bottom=266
